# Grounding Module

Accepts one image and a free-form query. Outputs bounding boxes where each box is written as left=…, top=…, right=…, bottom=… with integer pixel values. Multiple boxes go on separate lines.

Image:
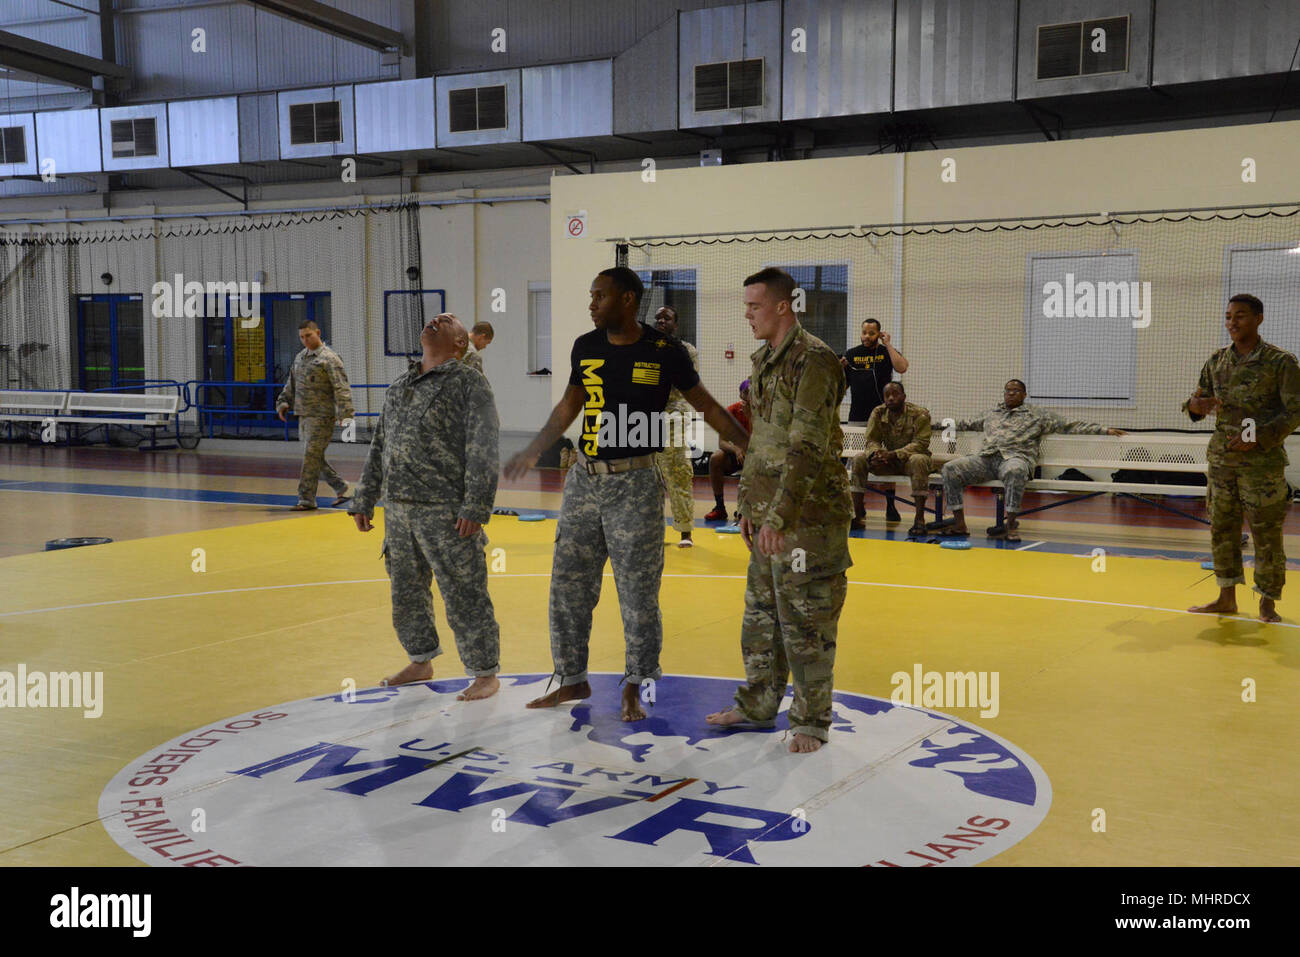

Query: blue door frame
left=76, top=293, right=145, bottom=391
left=208, top=292, right=330, bottom=430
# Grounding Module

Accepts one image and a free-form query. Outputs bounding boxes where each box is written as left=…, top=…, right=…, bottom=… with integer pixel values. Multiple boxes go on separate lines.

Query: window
left=694, top=59, right=764, bottom=111
left=528, top=282, right=551, bottom=374
left=0, top=126, right=26, bottom=165
left=110, top=118, right=157, bottom=158
left=1025, top=251, right=1138, bottom=406
left=769, top=264, right=849, bottom=354
left=383, top=289, right=446, bottom=356
left=1036, top=16, right=1130, bottom=80
left=635, top=269, right=698, bottom=346
left=1224, top=245, right=1300, bottom=358
left=448, top=86, right=508, bottom=133
left=289, top=101, right=342, bottom=145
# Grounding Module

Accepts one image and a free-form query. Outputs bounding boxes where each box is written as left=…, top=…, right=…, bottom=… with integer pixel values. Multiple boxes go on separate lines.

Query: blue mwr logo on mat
left=100, top=674, right=1050, bottom=867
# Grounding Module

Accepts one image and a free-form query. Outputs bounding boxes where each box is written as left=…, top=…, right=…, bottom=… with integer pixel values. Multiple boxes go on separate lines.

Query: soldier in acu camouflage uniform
left=850, top=381, right=933, bottom=535
left=1186, top=294, right=1300, bottom=623
left=705, top=267, right=852, bottom=754
left=349, top=313, right=502, bottom=700
left=934, top=379, right=1125, bottom=542
left=461, top=320, right=493, bottom=374
left=653, top=306, right=701, bottom=547
left=504, top=268, right=747, bottom=722
left=275, top=320, right=355, bottom=510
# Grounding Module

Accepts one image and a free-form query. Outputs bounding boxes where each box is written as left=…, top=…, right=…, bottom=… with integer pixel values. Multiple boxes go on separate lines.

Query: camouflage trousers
left=1207, top=463, right=1290, bottom=600
left=734, top=538, right=848, bottom=743
left=550, top=461, right=665, bottom=686
left=382, top=502, right=500, bottom=674
left=297, top=415, right=349, bottom=506
left=850, top=451, right=933, bottom=496
left=941, top=452, right=1034, bottom=513
left=654, top=436, right=696, bottom=533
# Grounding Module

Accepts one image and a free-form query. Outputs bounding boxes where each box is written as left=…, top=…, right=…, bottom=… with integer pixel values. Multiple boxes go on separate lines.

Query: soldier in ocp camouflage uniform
left=850, top=381, right=933, bottom=535
left=653, top=306, right=701, bottom=547
left=705, top=268, right=852, bottom=753
left=275, top=320, right=355, bottom=510
left=935, top=379, right=1124, bottom=541
left=1186, top=294, right=1300, bottom=623
left=348, top=314, right=502, bottom=698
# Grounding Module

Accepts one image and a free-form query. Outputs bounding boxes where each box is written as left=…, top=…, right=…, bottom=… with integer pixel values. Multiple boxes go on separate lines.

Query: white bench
left=0, top=390, right=180, bottom=449
left=0, top=390, right=68, bottom=422
left=842, top=427, right=1212, bottom=526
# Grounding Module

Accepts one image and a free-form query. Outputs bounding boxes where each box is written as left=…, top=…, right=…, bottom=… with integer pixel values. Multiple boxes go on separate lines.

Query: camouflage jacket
left=350, top=358, right=500, bottom=523
left=665, top=340, right=699, bottom=416
left=275, top=345, right=355, bottom=420
left=864, top=401, right=932, bottom=460
left=739, top=323, right=852, bottom=559
left=957, top=403, right=1106, bottom=464
left=1186, top=339, right=1300, bottom=469
left=462, top=343, right=484, bottom=374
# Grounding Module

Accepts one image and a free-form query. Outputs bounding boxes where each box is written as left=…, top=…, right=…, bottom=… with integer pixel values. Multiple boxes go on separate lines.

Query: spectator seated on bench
left=933, top=379, right=1126, bottom=543
left=849, top=382, right=932, bottom=535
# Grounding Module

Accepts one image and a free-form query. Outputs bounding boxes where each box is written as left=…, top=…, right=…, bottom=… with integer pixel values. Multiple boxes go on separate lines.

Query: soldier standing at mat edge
left=276, top=320, right=355, bottom=510
left=349, top=313, right=502, bottom=700
left=1186, top=294, right=1300, bottom=623
left=706, top=267, right=853, bottom=754
left=504, top=268, right=748, bottom=722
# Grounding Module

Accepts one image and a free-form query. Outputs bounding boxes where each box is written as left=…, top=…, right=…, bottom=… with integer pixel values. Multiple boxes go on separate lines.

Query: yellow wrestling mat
left=1, top=511, right=1297, bottom=866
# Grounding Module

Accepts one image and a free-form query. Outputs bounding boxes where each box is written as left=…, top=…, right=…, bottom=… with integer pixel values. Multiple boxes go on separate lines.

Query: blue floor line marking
left=2, top=478, right=1276, bottom=568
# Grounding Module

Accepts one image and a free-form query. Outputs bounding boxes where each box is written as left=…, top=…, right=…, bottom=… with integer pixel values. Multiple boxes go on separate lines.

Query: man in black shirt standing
left=842, top=318, right=909, bottom=521
left=841, top=319, right=908, bottom=423
left=504, top=267, right=749, bottom=722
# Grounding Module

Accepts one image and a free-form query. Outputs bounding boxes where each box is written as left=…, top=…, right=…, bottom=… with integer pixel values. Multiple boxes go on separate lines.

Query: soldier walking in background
left=653, top=305, right=701, bottom=547
left=706, top=267, right=852, bottom=754
left=349, top=314, right=502, bottom=700
left=275, top=320, right=355, bottom=510
left=1186, top=294, right=1300, bottom=623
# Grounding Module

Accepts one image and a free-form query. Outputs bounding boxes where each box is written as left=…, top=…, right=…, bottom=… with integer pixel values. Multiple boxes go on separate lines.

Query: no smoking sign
left=566, top=210, right=587, bottom=239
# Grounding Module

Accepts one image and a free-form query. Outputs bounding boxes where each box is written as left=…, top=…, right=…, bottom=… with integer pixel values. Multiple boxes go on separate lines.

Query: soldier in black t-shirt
left=840, top=318, right=909, bottom=423
left=504, top=267, right=749, bottom=722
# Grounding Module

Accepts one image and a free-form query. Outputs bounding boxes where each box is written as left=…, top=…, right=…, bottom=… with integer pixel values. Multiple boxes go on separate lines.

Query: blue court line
left=0, top=478, right=1267, bottom=568
left=0, top=479, right=349, bottom=510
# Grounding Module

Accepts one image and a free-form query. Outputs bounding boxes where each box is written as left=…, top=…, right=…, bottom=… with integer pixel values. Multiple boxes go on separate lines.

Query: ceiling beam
left=0, top=28, right=127, bottom=90
left=238, top=1, right=406, bottom=54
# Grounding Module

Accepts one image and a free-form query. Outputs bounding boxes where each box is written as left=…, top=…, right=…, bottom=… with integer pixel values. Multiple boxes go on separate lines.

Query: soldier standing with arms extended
left=504, top=268, right=747, bottom=722
left=653, top=305, right=701, bottom=547
left=276, top=320, right=355, bottom=510
left=1186, top=294, right=1300, bottom=623
left=349, top=313, right=502, bottom=699
left=706, top=267, right=852, bottom=754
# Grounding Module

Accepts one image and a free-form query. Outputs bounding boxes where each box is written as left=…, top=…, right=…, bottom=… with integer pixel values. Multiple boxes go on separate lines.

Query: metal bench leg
left=995, top=490, right=1005, bottom=526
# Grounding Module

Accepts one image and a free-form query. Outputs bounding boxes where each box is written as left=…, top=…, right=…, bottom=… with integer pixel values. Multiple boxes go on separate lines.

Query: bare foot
left=621, top=683, right=647, bottom=722
left=705, top=707, right=746, bottom=726
left=380, top=660, right=433, bottom=687
left=1188, top=597, right=1237, bottom=615
left=789, top=733, right=823, bottom=753
left=1259, top=597, right=1281, bottom=623
left=525, top=680, right=591, bottom=709
left=457, top=675, right=500, bottom=700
